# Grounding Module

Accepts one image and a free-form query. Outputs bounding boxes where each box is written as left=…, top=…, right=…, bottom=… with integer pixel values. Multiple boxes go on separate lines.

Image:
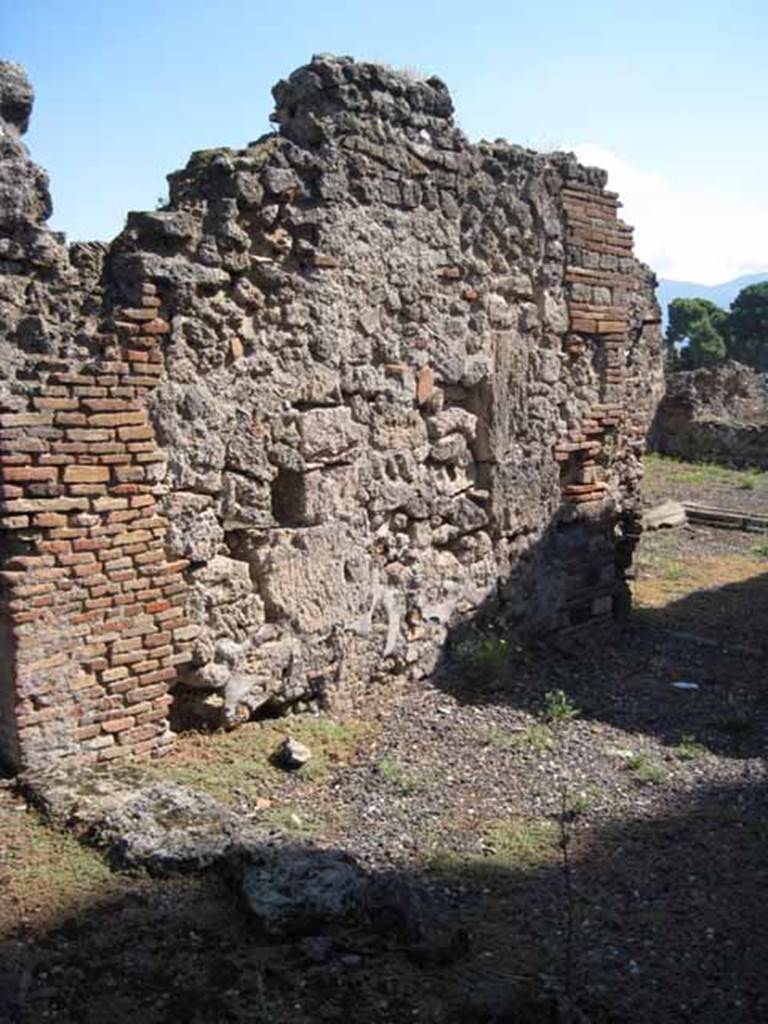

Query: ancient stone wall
left=0, top=55, right=663, bottom=771
left=650, top=361, right=768, bottom=468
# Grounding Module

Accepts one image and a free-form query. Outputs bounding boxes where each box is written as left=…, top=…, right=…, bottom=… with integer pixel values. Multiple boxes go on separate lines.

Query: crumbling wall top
left=271, top=54, right=455, bottom=146
left=0, top=61, right=34, bottom=137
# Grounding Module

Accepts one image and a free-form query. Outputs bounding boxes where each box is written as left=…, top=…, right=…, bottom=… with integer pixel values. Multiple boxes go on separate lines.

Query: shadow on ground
left=0, top=774, right=766, bottom=1024
left=436, top=562, right=767, bottom=760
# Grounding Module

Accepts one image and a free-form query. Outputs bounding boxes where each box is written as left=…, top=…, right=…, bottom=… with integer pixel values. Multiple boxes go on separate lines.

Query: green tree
left=680, top=316, right=726, bottom=368
left=726, top=282, right=768, bottom=371
left=666, top=297, right=728, bottom=370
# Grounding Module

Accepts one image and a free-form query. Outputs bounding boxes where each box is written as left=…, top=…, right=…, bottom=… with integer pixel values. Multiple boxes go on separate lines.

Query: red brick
left=101, top=716, right=135, bottom=734
left=141, top=318, right=170, bottom=335
left=123, top=684, right=163, bottom=705
left=88, top=411, right=146, bottom=428
left=117, top=722, right=165, bottom=744
left=2, top=465, right=58, bottom=482
left=74, top=724, right=102, bottom=741
left=63, top=464, right=110, bottom=484
left=0, top=412, right=53, bottom=428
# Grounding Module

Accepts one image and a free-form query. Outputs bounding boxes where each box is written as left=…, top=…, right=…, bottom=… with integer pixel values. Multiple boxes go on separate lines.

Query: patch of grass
left=643, top=453, right=768, bottom=493
left=287, top=717, right=376, bottom=779
left=258, top=805, right=320, bottom=838
left=377, top=757, right=430, bottom=795
left=632, top=545, right=768, bottom=648
left=427, top=818, right=559, bottom=878
left=660, top=561, right=690, bottom=582
left=480, top=725, right=527, bottom=750
left=673, top=732, right=707, bottom=762
left=626, top=753, right=668, bottom=786
left=0, top=803, right=115, bottom=927
left=564, top=783, right=604, bottom=816
left=481, top=722, right=554, bottom=752
left=538, top=689, right=579, bottom=725
left=160, top=715, right=377, bottom=803
left=751, top=541, right=768, bottom=558
left=488, top=819, right=559, bottom=867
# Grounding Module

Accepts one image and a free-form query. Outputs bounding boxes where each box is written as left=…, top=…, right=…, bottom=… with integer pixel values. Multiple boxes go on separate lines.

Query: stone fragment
left=643, top=500, right=687, bottom=530
left=296, top=407, right=363, bottom=464
left=0, top=61, right=34, bottom=134
left=19, top=765, right=259, bottom=874
left=416, top=365, right=434, bottom=405
left=275, top=736, right=312, bottom=769
left=241, top=849, right=369, bottom=937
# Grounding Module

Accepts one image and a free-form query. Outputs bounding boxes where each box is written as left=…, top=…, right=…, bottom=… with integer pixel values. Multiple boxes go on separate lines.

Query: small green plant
left=453, top=633, right=510, bottom=676
left=564, top=783, right=603, bottom=816
left=626, top=753, right=667, bottom=785
left=751, top=541, right=768, bottom=558
left=519, top=722, right=555, bottom=751
left=538, top=689, right=579, bottom=725
left=674, top=732, right=707, bottom=761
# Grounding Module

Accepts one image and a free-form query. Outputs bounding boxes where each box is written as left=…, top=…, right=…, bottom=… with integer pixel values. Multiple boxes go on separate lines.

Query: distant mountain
left=657, top=272, right=768, bottom=329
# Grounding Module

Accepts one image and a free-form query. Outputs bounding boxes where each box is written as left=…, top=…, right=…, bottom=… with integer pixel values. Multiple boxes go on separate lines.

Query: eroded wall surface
left=0, top=56, right=663, bottom=770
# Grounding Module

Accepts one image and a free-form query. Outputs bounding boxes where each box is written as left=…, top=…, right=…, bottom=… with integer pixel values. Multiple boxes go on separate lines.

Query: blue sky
left=4, top=0, right=767, bottom=283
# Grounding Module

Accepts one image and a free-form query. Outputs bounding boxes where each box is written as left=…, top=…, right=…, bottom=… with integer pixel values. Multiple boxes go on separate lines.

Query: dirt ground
left=1, top=455, right=766, bottom=1023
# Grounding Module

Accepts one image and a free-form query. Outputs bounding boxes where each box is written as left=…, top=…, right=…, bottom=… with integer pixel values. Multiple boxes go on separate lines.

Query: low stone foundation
left=0, top=55, right=663, bottom=771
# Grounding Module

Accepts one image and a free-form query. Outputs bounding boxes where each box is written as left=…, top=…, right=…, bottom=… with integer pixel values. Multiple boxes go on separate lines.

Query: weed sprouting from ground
left=674, top=733, right=707, bottom=761
left=538, top=689, right=580, bottom=725
left=626, top=753, right=668, bottom=785
left=564, top=783, right=603, bottom=816
left=520, top=723, right=555, bottom=751
left=661, top=561, right=690, bottom=582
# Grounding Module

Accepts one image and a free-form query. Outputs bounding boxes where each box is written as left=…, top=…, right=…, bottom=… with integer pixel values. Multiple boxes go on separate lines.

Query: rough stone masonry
left=0, top=55, right=663, bottom=771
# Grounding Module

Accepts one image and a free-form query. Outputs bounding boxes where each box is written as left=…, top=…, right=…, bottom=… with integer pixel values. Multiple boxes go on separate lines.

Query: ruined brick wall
left=0, top=56, right=663, bottom=771
left=0, top=64, right=193, bottom=767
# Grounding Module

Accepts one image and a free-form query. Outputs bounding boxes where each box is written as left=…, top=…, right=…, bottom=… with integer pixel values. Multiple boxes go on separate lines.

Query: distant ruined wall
left=650, top=361, right=768, bottom=468
left=0, top=55, right=663, bottom=771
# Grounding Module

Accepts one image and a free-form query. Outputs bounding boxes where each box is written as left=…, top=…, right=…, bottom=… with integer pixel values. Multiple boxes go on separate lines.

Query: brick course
left=0, top=288, right=191, bottom=768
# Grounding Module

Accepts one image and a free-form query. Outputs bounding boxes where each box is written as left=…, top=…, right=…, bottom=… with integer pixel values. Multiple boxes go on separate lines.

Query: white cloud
left=572, top=143, right=768, bottom=285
